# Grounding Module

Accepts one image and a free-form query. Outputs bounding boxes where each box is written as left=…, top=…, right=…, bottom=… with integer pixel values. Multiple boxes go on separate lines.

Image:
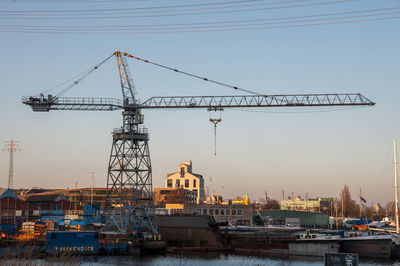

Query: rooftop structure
left=165, top=161, right=205, bottom=204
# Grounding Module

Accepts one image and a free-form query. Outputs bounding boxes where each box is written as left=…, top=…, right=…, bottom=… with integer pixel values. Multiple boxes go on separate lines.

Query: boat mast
left=394, top=140, right=399, bottom=234
left=359, top=188, right=362, bottom=218
left=91, top=171, right=94, bottom=205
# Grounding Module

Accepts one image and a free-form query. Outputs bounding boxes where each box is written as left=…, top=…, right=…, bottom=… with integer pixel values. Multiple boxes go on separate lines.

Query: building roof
left=0, top=188, right=18, bottom=199
left=254, top=210, right=329, bottom=225
left=192, top=173, right=203, bottom=179
left=26, top=192, right=69, bottom=203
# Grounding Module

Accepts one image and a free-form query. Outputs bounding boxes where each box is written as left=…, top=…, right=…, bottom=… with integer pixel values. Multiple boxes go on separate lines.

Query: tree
left=385, top=201, right=395, bottom=217
left=265, top=199, right=280, bottom=210
left=340, top=184, right=357, bottom=217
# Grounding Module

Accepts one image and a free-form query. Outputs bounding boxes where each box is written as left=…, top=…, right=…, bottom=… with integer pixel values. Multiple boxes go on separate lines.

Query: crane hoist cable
left=209, top=109, right=222, bottom=156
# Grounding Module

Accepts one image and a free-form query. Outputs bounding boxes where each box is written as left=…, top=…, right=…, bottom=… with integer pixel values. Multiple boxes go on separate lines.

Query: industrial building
left=254, top=210, right=329, bottom=229
left=154, top=188, right=197, bottom=207
left=280, top=197, right=333, bottom=213
left=18, top=187, right=134, bottom=208
left=163, top=203, right=253, bottom=226
left=165, top=161, right=205, bottom=204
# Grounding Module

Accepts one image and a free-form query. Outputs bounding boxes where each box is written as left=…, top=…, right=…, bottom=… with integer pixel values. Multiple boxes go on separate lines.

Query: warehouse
left=253, top=210, right=329, bottom=229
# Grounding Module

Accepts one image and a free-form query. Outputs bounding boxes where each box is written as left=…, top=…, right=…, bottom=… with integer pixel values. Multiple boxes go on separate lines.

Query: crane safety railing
left=112, top=127, right=149, bottom=135
left=139, top=93, right=375, bottom=109
left=22, top=96, right=124, bottom=111
left=22, top=96, right=123, bottom=106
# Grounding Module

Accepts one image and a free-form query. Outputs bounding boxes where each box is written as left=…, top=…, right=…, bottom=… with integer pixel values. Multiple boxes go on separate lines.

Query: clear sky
left=0, top=0, right=399, bottom=205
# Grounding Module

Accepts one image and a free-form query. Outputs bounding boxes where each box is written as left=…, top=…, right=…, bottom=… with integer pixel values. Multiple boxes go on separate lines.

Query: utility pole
left=2, top=139, right=21, bottom=189
left=394, top=140, right=399, bottom=234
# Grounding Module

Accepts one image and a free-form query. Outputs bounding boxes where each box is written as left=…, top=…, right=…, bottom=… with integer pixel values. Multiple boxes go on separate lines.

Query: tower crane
left=22, top=51, right=375, bottom=238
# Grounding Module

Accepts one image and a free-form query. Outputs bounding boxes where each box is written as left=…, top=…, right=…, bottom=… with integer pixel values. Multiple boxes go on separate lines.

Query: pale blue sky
left=0, top=0, right=399, bottom=205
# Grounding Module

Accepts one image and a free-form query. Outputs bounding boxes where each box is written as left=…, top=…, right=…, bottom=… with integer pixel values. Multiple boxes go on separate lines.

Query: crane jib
left=22, top=93, right=375, bottom=112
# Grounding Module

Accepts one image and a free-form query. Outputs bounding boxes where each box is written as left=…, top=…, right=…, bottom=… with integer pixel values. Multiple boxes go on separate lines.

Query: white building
left=165, top=161, right=204, bottom=204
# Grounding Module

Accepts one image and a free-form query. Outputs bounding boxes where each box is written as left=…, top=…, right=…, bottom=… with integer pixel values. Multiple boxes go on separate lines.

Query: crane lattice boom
left=22, top=93, right=374, bottom=112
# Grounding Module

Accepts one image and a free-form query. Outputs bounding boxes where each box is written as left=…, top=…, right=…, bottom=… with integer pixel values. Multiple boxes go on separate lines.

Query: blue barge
left=46, top=231, right=99, bottom=254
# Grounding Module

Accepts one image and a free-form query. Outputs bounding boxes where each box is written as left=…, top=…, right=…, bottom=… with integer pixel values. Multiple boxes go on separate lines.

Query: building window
left=232, top=209, right=236, bottom=215
left=167, top=179, right=172, bottom=188
left=193, top=179, right=196, bottom=188
left=226, top=210, right=230, bottom=216
left=185, top=179, right=189, bottom=188
left=209, top=209, right=213, bottom=215
left=176, top=179, right=180, bottom=188
left=203, top=209, right=207, bottom=215
left=193, top=189, right=198, bottom=197
left=215, top=209, right=219, bottom=215
left=180, top=167, right=185, bottom=177
left=238, top=209, right=242, bottom=216
left=220, top=209, right=225, bottom=215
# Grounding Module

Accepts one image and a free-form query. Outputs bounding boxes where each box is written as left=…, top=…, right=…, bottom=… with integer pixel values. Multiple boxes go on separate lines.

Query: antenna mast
left=2, top=139, right=21, bottom=189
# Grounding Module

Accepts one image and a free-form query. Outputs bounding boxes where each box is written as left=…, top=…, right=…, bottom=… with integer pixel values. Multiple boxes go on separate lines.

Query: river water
left=3, top=254, right=399, bottom=266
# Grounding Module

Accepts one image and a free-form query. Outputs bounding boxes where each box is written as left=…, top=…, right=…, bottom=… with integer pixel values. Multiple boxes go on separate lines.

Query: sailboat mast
left=359, top=188, right=362, bottom=218
left=394, top=140, right=399, bottom=234
left=91, top=171, right=94, bottom=205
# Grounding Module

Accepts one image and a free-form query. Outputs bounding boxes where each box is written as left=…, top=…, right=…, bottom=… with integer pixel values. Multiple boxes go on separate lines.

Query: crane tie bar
left=117, top=51, right=263, bottom=96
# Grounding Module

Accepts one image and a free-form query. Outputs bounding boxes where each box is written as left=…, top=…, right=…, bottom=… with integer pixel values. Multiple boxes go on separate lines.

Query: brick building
left=154, top=188, right=197, bottom=207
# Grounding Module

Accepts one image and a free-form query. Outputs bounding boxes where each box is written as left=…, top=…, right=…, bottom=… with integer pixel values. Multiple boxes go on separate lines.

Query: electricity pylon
left=2, top=139, right=21, bottom=189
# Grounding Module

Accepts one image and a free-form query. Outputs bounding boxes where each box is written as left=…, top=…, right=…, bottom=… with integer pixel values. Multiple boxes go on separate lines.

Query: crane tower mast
left=103, top=52, right=155, bottom=233
left=22, top=51, right=375, bottom=237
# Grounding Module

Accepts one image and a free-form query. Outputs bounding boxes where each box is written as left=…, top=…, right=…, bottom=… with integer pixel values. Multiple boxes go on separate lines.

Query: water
left=3, top=254, right=399, bottom=266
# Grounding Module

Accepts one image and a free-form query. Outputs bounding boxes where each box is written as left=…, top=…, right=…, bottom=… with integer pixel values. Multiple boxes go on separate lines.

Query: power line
left=0, top=0, right=302, bottom=13
left=0, top=0, right=358, bottom=20
left=1, top=6, right=398, bottom=29
left=20, top=152, right=105, bottom=174
left=0, top=0, right=156, bottom=2
left=1, top=9, right=398, bottom=32
left=0, top=14, right=398, bottom=34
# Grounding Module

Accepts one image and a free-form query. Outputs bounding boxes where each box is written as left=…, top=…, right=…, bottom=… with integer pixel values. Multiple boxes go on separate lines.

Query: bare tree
left=340, top=184, right=357, bottom=217
left=265, top=199, right=280, bottom=210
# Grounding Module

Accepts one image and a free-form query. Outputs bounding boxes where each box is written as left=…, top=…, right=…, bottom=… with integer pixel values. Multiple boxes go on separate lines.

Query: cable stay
left=36, top=53, right=114, bottom=100
left=36, top=51, right=262, bottom=103
left=119, top=52, right=263, bottom=96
